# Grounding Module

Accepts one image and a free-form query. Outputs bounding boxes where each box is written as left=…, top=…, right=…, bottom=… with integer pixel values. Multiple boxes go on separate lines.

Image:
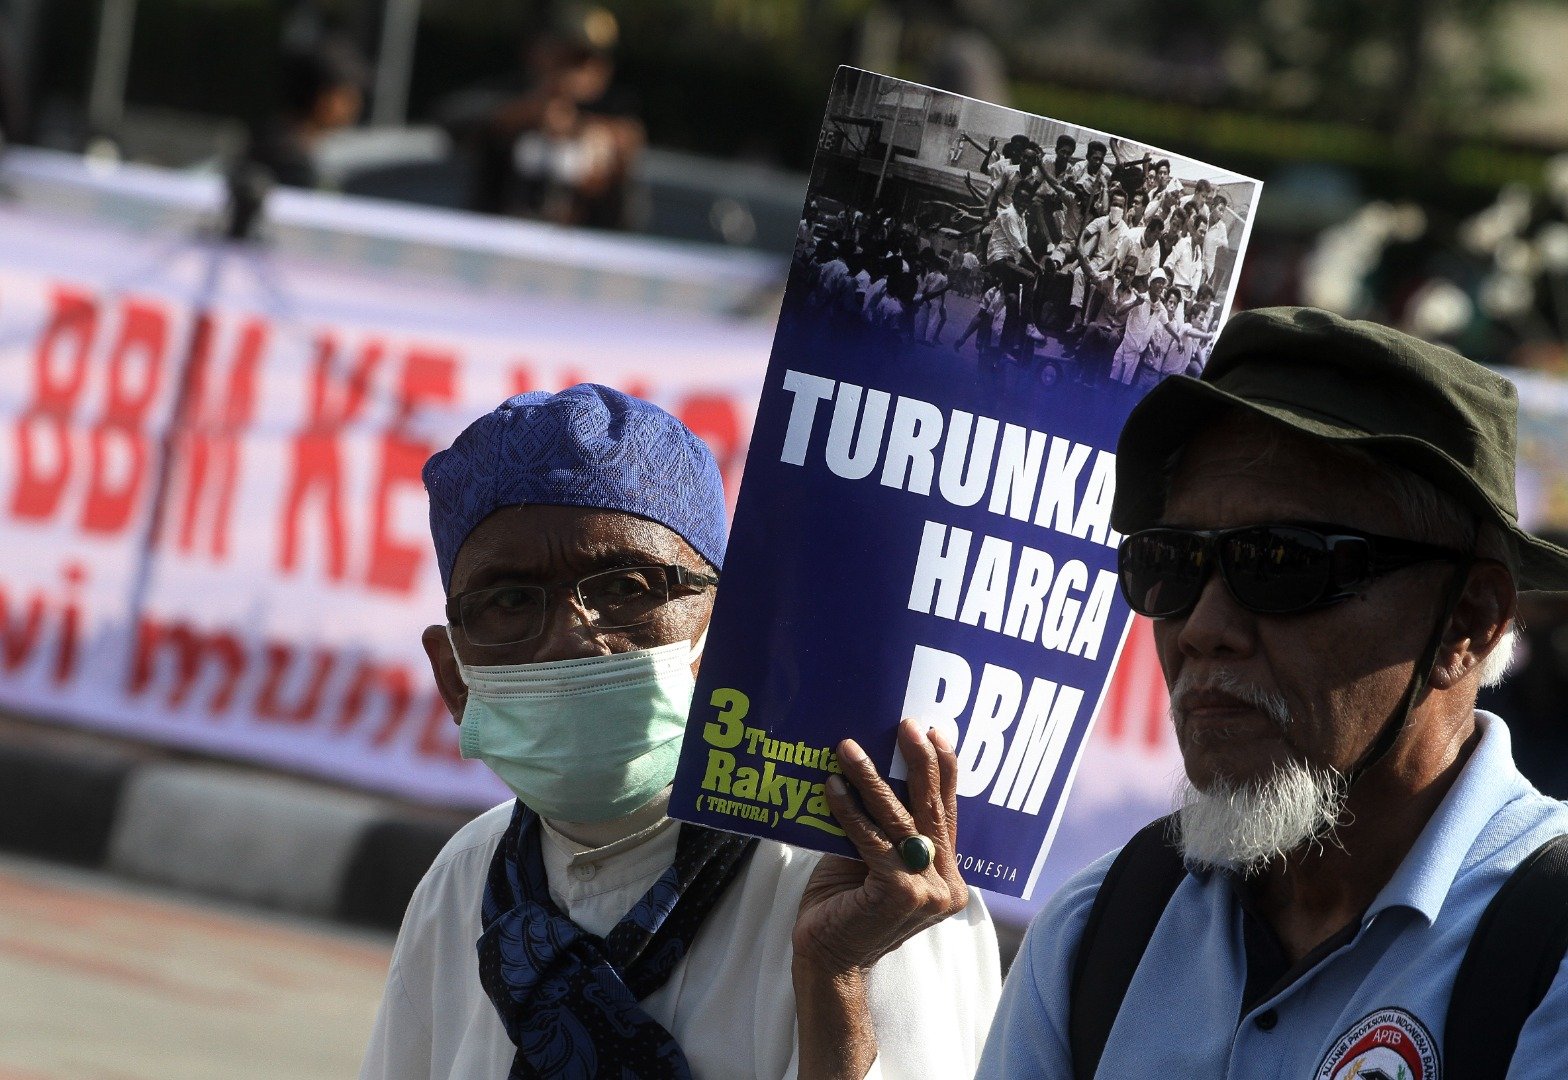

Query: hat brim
left=1113, top=375, right=1568, bottom=593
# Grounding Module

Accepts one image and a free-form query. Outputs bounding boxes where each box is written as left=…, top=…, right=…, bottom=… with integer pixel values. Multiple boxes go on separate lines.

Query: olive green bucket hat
left=1111, top=305, right=1568, bottom=591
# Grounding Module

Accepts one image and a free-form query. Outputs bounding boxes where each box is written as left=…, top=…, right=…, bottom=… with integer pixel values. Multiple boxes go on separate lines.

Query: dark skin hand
left=792, top=720, right=968, bottom=1080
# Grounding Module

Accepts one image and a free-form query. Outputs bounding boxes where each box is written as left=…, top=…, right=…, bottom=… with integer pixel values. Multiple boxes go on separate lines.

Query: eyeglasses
left=447, top=564, right=719, bottom=646
left=1117, top=523, right=1465, bottom=619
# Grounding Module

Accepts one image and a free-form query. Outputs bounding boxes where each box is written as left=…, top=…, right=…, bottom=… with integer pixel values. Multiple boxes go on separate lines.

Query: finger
left=899, top=720, right=960, bottom=889
left=920, top=727, right=968, bottom=909
left=899, top=721, right=959, bottom=886
left=897, top=719, right=947, bottom=848
left=928, top=725, right=960, bottom=852
left=835, top=739, right=918, bottom=854
left=824, top=770, right=896, bottom=865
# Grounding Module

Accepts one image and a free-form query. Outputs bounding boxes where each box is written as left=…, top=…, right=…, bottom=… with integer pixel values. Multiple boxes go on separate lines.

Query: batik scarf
left=477, top=801, right=758, bottom=1079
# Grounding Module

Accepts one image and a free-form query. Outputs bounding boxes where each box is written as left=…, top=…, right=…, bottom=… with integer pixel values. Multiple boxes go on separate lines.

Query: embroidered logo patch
left=1316, top=1008, right=1439, bottom=1080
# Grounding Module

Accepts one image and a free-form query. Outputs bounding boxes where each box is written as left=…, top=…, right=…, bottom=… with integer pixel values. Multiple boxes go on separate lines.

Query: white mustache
left=1169, top=668, right=1293, bottom=734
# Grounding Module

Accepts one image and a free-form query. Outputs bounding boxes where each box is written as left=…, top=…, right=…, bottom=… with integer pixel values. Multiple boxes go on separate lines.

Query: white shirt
left=872, top=295, right=906, bottom=330
left=1118, top=295, right=1162, bottom=356
left=360, top=803, right=1001, bottom=1080
left=1152, top=314, right=1191, bottom=374
left=1202, top=217, right=1229, bottom=269
left=986, top=158, right=1020, bottom=201
left=1159, top=316, right=1190, bottom=373
left=816, top=259, right=851, bottom=300
left=1079, top=213, right=1129, bottom=274
left=1065, top=160, right=1111, bottom=216
left=1114, top=228, right=1163, bottom=278
left=980, top=286, right=1006, bottom=329
left=862, top=277, right=888, bottom=317
left=1164, top=235, right=1205, bottom=291
left=916, top=270, right=947, bottom=304
left=986, top=205, right=1030, bottom=264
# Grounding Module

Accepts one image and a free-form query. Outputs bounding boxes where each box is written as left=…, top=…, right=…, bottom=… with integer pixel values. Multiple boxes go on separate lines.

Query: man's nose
left=1174, top=570, right=1255, bottom=661
left=529, top=591, right=612, bottom=663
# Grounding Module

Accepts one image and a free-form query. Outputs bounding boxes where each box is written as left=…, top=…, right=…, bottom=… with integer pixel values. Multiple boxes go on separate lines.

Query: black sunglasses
left=1117, top=522, right=1467, bottom=619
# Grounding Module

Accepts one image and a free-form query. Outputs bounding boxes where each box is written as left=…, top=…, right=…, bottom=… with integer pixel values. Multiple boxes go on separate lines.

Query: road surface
left=0, top=854, right=393, bottom=1080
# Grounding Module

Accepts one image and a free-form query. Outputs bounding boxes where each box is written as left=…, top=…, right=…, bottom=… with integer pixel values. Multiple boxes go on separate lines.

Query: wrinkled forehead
left=447, top=505, right=704, bottom=595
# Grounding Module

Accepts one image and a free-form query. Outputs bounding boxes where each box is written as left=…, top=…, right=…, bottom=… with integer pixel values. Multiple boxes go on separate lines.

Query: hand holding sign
left=791, top=719, right=967, bottom=1080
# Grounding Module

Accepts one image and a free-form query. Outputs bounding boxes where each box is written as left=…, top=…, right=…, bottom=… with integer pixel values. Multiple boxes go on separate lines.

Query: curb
left=0, top=723, right=1030, bottom=969
left=0, top=726, right=471, bottom=931
left=0, top=740, right=133, bottom=866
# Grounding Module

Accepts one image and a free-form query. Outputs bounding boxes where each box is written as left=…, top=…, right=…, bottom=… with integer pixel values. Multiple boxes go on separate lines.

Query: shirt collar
left=541, top=812, right=677, bottom=870
left=1365, top=711, right=1532, bottom=926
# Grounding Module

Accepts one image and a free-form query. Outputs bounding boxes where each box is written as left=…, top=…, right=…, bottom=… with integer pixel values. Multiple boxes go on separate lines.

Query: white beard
left=1169, top=669, right=1347, bottom=876
left=1176, top=760, right=1347, bottom=877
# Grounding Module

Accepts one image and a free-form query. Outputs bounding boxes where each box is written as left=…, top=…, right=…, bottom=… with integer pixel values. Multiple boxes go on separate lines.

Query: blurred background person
left=442, top=4, right=643, bottom=228
left=0, top=7, right=27, bottom=149
left=245, top=32, right=367, bottom=189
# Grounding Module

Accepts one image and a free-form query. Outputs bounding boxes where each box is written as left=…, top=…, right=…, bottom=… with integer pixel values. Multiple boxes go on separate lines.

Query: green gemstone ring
left=897, top=834, right=936, bottom=873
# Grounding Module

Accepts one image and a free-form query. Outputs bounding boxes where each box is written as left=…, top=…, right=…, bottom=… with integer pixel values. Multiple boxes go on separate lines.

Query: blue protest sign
left=672, top=68, right=1261, bottom=898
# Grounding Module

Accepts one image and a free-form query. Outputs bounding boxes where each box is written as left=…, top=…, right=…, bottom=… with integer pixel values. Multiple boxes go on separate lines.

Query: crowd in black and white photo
left=789, top=119, right=1248, bottom=391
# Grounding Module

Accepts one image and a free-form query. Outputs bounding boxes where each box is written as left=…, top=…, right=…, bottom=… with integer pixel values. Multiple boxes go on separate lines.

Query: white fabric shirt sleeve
left=358, top=934, right=436, bottom=1080
left=359, top=808, right=511, bottom=1080
left=863, top=888, right=1001, bottom=1079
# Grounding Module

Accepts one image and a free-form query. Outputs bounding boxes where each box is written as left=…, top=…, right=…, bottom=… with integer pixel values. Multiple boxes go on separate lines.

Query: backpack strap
left=1068, top=814, right=1186, bottom=1080
left=1445, top=832, right=1568, bottom=1080
left=1066, top=822, right=1568, bottom=1080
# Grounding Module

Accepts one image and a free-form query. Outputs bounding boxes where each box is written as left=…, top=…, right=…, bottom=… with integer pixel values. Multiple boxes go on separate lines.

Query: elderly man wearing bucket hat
left=360, top=385, right=999, bottom=1080
left=979, top=307, right=1568, bottom=1078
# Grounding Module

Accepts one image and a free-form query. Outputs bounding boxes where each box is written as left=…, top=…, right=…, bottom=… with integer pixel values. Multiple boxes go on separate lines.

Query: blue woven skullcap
left=424, top=385, right=726, bottom=591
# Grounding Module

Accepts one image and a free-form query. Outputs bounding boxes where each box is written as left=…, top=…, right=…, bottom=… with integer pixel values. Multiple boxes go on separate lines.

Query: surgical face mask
left=451, top=630, right=704, bottom=822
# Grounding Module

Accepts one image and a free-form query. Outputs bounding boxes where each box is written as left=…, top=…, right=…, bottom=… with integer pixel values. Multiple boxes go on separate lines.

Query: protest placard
left=671, top=68, right=1262, bottom=898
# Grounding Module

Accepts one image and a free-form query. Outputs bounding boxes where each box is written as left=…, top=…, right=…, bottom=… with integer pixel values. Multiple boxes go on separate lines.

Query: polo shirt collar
left=1364, top=711, right=1532, bottom=927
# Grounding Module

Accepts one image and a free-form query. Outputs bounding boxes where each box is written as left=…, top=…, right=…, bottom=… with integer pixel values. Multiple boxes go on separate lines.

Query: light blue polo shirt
left=979, top=712, right=1568, bottom=1079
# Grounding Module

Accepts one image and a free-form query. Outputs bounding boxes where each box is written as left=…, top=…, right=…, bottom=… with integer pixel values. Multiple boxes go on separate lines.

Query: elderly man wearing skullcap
left=359, top=385, right=999, bottom=1080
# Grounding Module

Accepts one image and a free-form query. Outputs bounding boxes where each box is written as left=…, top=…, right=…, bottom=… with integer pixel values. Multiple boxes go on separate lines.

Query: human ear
left=422, top=624, right=468, bottom=724
left=1430, top=563, right=1517, bottom=690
